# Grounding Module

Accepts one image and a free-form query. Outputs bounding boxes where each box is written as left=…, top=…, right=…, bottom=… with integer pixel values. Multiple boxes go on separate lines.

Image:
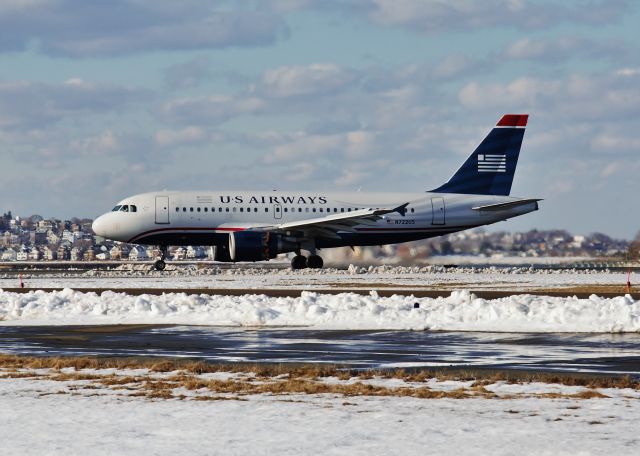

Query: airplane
left=92, top=114, right=541, bottom=271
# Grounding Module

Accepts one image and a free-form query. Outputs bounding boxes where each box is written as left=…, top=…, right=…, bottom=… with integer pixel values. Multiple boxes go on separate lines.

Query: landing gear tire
left=154, top=259, right=166, bottom=271
left=307, top=255, right=323, bottom=269
left=291, top=255, right=307, bottom=270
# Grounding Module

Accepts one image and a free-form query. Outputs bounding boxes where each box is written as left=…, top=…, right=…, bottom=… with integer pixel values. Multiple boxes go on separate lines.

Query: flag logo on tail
left=478, top=154, right=506, bottom=173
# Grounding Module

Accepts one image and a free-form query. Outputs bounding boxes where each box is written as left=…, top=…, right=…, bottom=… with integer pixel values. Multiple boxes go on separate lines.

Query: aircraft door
left=431, top=197, right=445, bottom=225
left=274, top=204, right=282, bottom=220
left=155, top=196, right=170, bottom=224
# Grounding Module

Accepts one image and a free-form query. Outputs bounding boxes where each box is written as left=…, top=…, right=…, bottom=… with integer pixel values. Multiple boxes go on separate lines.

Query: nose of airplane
left=92, top=215, right=108, bottom=237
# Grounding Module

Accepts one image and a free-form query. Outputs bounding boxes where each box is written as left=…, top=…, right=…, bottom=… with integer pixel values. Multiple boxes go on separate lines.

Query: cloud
left=362, top=0, right=629, bottom=32
left=458, top=71, right=640, bottom=124
left=259, top=64, right=359, bottom=98
left=164, top=57, right=213, bottom=90
left=591, top=131, right=640, bottom=153
left=501, top=36, right=626, bottom=63
left=0, top=0, right=288, bottom=57
left=160, top=95, right=265, bottom=126
left=0, top=78, right=148, bottom=130
left=263, top=0, right=630, bottom=33
left=160, top=63, right=363, bottom=125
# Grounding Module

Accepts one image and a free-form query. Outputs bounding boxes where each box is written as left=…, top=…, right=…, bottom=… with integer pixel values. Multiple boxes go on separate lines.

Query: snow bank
left=1, top=289, right=639, bottom=332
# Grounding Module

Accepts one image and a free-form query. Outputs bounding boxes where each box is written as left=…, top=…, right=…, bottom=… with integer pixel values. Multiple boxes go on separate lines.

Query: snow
left=1, top=368, right=639, bottom=456
left=1, top=289, right=639, bottom=332
left=0, top=264, right=633, bottom=291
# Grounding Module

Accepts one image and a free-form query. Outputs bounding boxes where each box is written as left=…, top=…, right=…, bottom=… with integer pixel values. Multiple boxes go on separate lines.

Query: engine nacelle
left=228, top=231, right=297, bottom=262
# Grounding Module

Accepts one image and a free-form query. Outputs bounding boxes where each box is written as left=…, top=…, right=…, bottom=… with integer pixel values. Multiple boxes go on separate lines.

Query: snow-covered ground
left=0, top=264, right=634, bottom=290
left=1, top=366, right=639, bottom=456
left=1, top=289, right=639, bottom=332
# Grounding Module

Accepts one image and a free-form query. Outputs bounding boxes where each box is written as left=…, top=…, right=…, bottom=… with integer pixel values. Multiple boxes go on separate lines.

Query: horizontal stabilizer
left=472, top=199, right=542, bottom=211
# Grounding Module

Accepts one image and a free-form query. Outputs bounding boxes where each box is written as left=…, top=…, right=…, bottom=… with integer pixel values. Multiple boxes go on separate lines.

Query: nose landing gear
left=154, top=246, right=168, bottom=271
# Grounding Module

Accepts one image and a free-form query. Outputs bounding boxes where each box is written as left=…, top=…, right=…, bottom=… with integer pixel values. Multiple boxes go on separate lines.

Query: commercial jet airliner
left=92, top=114, right=540, bottom=271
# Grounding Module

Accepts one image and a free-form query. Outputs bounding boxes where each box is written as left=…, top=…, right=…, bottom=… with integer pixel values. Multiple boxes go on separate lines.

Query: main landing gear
left=291, top=254, right=323, bottom=270
left=154, top=246, right=168, bottom=271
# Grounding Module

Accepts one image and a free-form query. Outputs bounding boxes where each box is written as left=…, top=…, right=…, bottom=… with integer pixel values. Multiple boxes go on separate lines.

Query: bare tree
left=628, top=231, right=640, bottom=260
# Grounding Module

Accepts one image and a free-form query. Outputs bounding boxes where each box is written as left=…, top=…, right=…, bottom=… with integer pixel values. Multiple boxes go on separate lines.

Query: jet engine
left=229, top=231, right=297, bottom=262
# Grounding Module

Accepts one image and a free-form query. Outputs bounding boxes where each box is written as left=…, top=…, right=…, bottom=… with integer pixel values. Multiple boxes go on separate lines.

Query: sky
left=0, top=0, right=639, bottom=239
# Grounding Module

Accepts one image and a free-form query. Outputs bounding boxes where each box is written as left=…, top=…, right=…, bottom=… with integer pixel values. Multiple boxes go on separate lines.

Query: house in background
left=1, top=247, right=17, bottom=261
left=29, top=248, right=42, bottom=261
left=16, top=246, right=29, bottom=261
left=70, top=247, right=85, bottom=261
left=57, top=245, right=70, bottom=261
left=43, top=246, right=57, bottom=260
left=129, top=246, right=148, bottom=261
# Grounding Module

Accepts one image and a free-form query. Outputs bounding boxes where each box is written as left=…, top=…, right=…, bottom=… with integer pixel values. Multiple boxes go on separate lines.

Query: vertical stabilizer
left=431, top=114, right=528, bottom=196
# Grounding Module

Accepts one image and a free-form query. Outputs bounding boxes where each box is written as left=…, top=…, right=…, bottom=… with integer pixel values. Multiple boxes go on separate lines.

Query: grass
left=1, top=354, right=637, bottom=401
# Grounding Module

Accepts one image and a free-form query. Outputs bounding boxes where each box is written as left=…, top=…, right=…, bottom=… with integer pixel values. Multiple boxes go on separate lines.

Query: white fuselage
left=92, top=190, right=538, bottom=253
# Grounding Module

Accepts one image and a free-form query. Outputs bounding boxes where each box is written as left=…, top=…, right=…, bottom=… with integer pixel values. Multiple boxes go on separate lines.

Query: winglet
left=393, top=202, right=409, bottom=217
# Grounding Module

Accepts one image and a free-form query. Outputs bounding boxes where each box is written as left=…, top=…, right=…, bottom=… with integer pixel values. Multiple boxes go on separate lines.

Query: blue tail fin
left=431, top=114, right=528, bottom=196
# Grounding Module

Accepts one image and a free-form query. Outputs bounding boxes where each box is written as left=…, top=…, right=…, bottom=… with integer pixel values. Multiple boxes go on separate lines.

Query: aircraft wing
left=251, top=203, right=410, bottom=239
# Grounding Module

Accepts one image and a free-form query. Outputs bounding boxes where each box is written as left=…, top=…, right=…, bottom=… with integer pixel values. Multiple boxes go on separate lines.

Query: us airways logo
left=477, top=154, right=506, bottom=173
left=219, top=195, right=328, bottom=205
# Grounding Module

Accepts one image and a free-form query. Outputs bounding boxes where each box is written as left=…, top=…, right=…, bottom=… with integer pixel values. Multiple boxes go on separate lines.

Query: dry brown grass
left=533, top=284, right=636, bottom=295
left=1, top=354, right=638, bottom=402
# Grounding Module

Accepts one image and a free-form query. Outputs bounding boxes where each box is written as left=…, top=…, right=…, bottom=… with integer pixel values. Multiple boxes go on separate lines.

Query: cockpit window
left=112, top=205, right=122, bottom=212
left=120, top=205, right=129, bottom=212
left=130, top=205, right=137, bottom=212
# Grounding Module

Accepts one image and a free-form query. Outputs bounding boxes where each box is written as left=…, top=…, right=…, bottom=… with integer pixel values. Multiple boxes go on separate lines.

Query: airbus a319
left=92, top=114, right=541, bottom=270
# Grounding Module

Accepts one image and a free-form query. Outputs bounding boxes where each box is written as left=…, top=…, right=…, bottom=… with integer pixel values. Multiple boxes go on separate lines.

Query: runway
left=1, top=325, right=639, bottom=376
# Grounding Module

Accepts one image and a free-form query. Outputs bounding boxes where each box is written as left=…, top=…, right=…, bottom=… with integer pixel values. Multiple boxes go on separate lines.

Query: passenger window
left=204, top=207, right=208, bottom=212
left=411, top=208, right=415, bottom=213
left=312, top=208, right=316, bottom=213
left=247, top=207, right=251, bottom=212
left=298, top=208, right=302, bottom=213
left=284, top=208, right=288, bottom=212
left=319, top=208, right=323, bottom=212
left=341, top=208, right=344, bottom=212
left=218, top=208, right=222, bottom=212
left=240, top=208, right=244, bottom=212
left=254, top=208, right=258, bottom=212
left=197, top=207, right=201, bottom=212
left=190, top=207, right=194, bottom=212
left=306, top=208, right=309, bottom=212
left=226, top=207, right=229, bottom=212
left=112, top=205, right=122, bottom=212
left=348, top=208, right=351, bottom=212
left=265, top=208, right=269, bottom=212
left=175, top=207, right=179, bottom=212
left=183, top=207, right=186, bottom=212
left=233, top=207, right=236, bottom=212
